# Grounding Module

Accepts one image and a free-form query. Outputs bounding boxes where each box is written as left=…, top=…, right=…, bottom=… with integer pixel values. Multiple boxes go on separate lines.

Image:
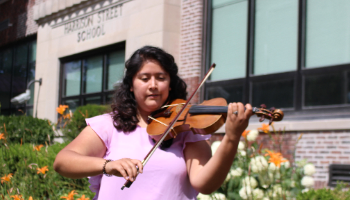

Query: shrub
left=199, top=124, right=313, bottom=200
left=0, top=142, right=94, bottom=199
left=296, top=182, right=350, bottom=200
left=0, top=115, right=54, bottom=145
left=61, top=104, right=109, bottom=141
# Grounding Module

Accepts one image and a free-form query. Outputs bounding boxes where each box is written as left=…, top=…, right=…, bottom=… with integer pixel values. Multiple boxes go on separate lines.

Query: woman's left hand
left=225, top=102, right=253, bottom=141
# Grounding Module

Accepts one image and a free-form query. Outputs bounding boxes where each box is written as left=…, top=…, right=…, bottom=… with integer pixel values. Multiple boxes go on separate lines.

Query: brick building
left=1, top=0, right=350, bottom=189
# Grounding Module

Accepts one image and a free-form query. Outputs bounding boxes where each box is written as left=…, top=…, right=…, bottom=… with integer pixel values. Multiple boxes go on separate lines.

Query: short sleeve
left=85, top=113, right=115, bottom=153
left=182, top=131, right=211, bottom=151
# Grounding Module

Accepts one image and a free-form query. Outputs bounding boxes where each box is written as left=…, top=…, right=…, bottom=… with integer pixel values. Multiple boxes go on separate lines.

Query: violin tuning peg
left=270, top=107, right=275, bottom=112
left=259, top=115, right=265, bottom=122
left=260, top=104, right=266, bottom=109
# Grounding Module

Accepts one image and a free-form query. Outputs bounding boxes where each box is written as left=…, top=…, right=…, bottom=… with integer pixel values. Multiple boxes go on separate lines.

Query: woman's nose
left=149, top=77, right=157, bottom=89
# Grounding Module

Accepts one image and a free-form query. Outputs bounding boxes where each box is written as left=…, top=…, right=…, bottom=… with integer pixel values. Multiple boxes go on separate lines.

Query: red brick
left=0, top=0, right=38, bottom=46
left=331, top=151, right=342, bottom=154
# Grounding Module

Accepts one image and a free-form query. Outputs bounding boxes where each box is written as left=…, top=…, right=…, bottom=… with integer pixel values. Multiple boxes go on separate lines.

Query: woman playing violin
left=53, top=46, right=253, bottom=200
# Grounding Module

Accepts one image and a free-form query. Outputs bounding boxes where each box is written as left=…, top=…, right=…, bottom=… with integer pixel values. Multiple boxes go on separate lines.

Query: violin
left=121, top=63, right=284, bottom=190
left=147, top=98, right=284, bottom=142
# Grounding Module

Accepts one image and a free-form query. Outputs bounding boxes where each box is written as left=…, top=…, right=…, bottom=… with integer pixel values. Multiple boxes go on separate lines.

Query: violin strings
left=148, top=116, right=178, bottom=138
left=148, top=116, right=169, bottom=127
left=161, top=103, right=185, bottom=109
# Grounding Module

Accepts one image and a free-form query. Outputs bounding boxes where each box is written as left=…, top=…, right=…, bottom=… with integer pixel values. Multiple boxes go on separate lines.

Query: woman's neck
left=137, top=110, right=151, bottom=128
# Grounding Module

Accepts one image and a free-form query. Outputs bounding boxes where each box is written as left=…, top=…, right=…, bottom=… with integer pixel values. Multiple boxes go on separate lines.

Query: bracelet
left=103, top=159, right=113, bottom=177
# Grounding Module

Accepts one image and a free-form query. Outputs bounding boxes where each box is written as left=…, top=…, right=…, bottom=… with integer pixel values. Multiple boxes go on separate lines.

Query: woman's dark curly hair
left=111, top=46, right=187, bottom=132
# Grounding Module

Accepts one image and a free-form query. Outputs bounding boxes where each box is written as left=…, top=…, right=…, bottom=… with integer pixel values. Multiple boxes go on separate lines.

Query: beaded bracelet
left=103, top=159, right=113, bottom=177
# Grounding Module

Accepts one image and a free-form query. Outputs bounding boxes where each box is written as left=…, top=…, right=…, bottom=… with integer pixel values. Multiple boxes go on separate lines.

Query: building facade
left=1, top=0, right=350, bottom=188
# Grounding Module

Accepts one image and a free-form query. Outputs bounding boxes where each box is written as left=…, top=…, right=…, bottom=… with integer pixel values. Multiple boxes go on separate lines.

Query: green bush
left=0, top=115, right=54, bottom=145
left=296, top=183, right=350, bottom=200
left=0, top=142, right=94, bottom=199
left=62, top=104, right=109, bottom=141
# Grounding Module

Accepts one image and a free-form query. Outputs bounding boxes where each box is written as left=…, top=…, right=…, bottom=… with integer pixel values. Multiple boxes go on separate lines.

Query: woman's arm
left=53, top=126, right=143, bottom=181
left=184, top=102, right=252, bottom=194
left=53, top=126, right=108, bottom=178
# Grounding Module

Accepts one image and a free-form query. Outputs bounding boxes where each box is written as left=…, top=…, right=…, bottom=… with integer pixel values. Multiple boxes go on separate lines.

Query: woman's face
left=131, top=60, right=171, bottom=115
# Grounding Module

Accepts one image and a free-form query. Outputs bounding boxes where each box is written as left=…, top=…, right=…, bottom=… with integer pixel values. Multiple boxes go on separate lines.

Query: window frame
left=59, top=42, right=125, bottom=108
left=203, top=0, right=350, bottom=120
left=0, top=35, right=37, bottom=116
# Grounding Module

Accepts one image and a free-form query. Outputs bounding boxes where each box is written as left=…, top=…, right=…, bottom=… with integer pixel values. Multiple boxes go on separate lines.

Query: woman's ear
left=130, top=86, right=133, bottom=92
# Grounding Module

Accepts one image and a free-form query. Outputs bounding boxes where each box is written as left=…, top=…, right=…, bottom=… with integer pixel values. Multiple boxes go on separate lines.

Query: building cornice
left=33, top=0, right=131, bottom=26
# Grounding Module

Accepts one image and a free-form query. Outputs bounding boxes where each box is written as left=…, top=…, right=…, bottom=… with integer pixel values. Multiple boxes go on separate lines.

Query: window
left=0, top=37, right=36, bottom=116
left=59, top=43, right=125, bottom=111
left=205, top=0, right=350, bottom=118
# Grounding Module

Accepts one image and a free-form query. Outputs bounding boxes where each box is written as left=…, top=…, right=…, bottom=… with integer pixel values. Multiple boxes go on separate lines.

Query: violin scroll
left=253, top=104, right=284, bottom=125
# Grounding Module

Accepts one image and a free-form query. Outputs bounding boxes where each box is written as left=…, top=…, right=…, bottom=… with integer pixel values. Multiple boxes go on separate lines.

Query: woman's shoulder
left=87, top=113, right=114, bottom=121
left=85, top=113, right=115, bottom=129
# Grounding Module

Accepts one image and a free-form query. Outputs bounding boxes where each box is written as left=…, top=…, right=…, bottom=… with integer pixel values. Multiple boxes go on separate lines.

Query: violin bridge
left=175, top=104, right=184, bottom=114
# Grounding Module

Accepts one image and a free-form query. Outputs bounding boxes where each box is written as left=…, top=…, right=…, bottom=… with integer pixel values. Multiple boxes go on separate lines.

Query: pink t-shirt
left=86, top=114, right=211, bottom=200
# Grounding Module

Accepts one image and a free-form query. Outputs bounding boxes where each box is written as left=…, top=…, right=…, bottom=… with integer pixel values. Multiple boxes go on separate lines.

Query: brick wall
left=0, top=0, right=38, bottom=47
left=180, top=0, right=203, bottom=103
left=295, top=131, right=350, bottom=188
left=209, top=130, right=350, bottom=189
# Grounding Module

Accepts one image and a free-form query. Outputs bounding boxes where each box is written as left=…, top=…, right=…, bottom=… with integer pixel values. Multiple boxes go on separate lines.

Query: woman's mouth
left=148, top=94, right=160, bottom=98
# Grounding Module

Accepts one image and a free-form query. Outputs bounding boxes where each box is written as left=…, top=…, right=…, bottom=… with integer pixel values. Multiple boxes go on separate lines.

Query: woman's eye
left=158, top=75, right=166, bottom=80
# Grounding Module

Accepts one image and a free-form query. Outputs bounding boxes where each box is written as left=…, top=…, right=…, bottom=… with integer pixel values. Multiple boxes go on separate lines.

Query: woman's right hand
left=105, top=158, right=143, bottom=182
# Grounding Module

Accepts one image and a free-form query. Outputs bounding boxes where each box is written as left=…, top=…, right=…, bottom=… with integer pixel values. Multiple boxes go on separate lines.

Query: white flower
left=304, top=163, right=316, bottom=176
left=271, top=185, right=283, bottom=197
left=291, top=180, right=296, bottom=187
left=225, top=168, right=243, bottom=181
left=231, top=167, right=243, bottom=177
left=211, top=141, right=221, bottom=155
left=197, top=193, right=212, bottom=200
left=239, top=186, right=253, bottom=200
left=268, top=163, right=279, bottom=172
left=301, top=176, right=314, bottom=188
left=262, top=197, right=270, bottom=200
left=212, top=193, right=226, bottom=200
left=250, top=156, right=268, bottom=173
left=238, top=141, right=245, bottom=150
left=242, top=176, right=258, bottom=189
left=268, top=171, right=280, bottom=180
left=240, top=150, right=247, bottom=157
left=257, top=174, right=272, bottom=188
left=302, top=188, right=309, bottom=193
left=296, top=159, right=308, bottom=167
left=247, top=129, right=259, bottom=141
left=281, top=161, right=290, bottom=169
left=253, top=188, right=264, bottom=199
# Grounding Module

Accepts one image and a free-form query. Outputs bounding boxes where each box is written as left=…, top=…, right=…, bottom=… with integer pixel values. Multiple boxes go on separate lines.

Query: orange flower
left=56, top=105, right=69, bottom=115
left=1, top=173, right=13, bottom=184
left=61, top=190, right=77, bottom=200
left=0, top=133, right=5, bottom=140
left=258, top=123, right=270, bottom=133
left=264, top=150, right=287, bottom=167
left=63, top=113, right=71, bottom=119
left=242, top=130, right=250, bottom=138
left=10, top=195, right=23, bottom=200
left=29, top=197, right=33, bottom=200
left=33, top=144, right=44, bottom=151
left=77, top=195, right=90, bottom=200
left=36, top=166, right=49, bottom=174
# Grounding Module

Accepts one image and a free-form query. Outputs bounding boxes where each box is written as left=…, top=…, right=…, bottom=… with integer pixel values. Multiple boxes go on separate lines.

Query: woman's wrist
left=102, top=159, right=113, bottom=177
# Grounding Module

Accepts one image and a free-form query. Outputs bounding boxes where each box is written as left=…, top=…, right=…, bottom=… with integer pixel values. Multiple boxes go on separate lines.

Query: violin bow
left=121, top=63, right=216, bottom=190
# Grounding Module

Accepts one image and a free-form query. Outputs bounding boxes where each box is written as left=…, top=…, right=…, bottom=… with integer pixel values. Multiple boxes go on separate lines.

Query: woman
left=54, top=46, right=253, bottom=199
